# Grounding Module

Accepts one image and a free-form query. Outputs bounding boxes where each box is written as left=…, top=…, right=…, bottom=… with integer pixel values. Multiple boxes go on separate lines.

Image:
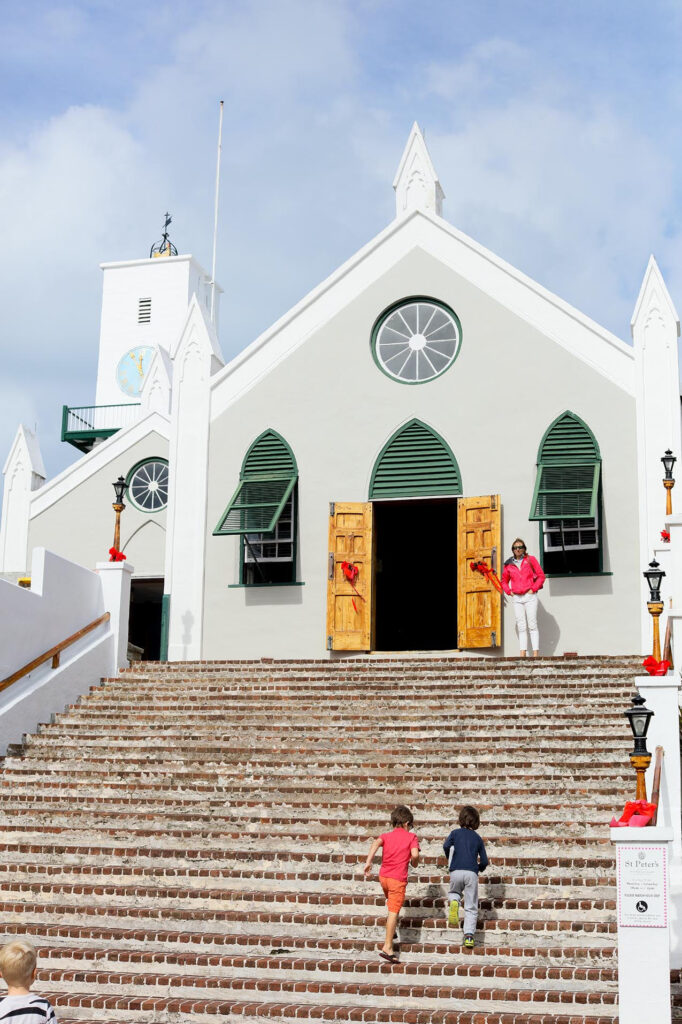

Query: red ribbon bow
left=661, top=530, right=671, bottom=542
left=341, top=561, right=364, bottom=614
left=642, top=656, right=670, bottom=676
left=469, top=560, right=504, bottom=594
left=108, top=547, right=127, bottom=562
left=610, top=800, right=657, bottom=827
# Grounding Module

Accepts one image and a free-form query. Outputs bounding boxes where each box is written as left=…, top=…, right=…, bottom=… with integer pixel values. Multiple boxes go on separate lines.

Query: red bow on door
left=341, top=561, right=364, bottom=614
left=469, top=560, right=503, bottom=594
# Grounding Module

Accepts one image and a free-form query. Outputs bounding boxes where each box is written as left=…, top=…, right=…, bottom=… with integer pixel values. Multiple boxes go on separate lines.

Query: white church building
left=1, top=124, right=680, bottom=662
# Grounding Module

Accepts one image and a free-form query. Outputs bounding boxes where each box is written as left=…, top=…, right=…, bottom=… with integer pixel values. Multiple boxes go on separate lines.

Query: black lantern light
left=112, top=476, right=127, bottom=506
left=643, top=559, right=665, bottom=603
left=623, top=692, right=654, bottom=755
left=623, top=692, right=655, bottom=801
left=662, top=450, right=677, bottom=481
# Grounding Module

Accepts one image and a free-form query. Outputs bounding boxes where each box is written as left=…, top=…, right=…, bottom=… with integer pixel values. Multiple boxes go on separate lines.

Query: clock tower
left=95, top=218, right=221, bottom=407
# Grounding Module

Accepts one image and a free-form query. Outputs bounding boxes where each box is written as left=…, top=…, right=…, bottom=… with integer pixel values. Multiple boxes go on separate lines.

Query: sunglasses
left=512, top=545, right=526, bottom=550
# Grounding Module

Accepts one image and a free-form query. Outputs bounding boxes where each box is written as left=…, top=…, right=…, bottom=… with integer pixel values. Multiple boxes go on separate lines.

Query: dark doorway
left=128, top=578, right=164, bottom=661
left=374, top=499, right=457, bottom=651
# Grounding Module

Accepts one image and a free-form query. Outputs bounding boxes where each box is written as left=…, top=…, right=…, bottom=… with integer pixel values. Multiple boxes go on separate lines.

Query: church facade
left=1, top=125, right=679, bottom=660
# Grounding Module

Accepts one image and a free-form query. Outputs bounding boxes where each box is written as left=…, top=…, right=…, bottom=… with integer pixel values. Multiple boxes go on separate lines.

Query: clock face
left=116, top=346, right=154, bottom=397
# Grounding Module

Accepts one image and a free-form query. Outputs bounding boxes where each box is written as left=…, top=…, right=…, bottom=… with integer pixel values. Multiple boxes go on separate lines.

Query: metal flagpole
left=210, top=100, right=224, bottom=325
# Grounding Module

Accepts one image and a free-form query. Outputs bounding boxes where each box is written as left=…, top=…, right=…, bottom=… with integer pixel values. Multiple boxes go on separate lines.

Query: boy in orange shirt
left=363, top=805, right=420, bottom=963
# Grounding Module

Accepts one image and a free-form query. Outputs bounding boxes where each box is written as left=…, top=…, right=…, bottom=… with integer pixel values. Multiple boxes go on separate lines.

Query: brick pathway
left=0, top=655, right=677, bottom=1022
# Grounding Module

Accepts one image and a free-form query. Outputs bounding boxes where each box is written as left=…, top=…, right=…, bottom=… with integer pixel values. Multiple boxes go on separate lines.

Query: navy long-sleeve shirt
left=443, top=827, right=488, bottom=873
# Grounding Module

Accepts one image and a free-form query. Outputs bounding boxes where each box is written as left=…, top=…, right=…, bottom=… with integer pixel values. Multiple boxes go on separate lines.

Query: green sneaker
left=463, top=934, right=475, bottom=949
left=447, top=899, right=459, bottom=926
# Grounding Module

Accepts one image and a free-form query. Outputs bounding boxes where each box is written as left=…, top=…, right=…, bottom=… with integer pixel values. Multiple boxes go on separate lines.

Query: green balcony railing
left=61, top=403, right=141, bottom=452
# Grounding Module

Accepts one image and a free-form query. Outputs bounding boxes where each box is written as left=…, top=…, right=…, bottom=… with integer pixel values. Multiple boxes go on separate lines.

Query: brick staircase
left=0, top=655, right=678, bottom=1023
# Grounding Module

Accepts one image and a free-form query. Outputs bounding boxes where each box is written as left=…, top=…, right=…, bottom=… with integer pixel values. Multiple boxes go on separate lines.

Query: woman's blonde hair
left=0, top=939, right=37, bottom=986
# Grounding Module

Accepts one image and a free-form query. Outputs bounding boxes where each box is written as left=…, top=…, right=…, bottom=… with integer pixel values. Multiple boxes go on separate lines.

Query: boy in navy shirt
left=443, top=805, right=488, bottom=948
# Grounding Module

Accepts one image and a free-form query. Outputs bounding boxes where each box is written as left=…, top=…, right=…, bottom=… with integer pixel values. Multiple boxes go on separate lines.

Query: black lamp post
left=624, top=692, right=654, bottom=801
left=662, top=450, right=676, bottom=516
left=112, top=476, right=127, bottom=553
left=643, top=559, right=665, bottom=661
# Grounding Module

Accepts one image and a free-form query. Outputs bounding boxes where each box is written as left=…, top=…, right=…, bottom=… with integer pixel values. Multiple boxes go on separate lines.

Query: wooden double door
left=326, top=495, right=501, bottom=652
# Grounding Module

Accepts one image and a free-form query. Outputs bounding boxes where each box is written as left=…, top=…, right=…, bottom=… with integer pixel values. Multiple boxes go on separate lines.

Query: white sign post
left=611, top=826, right=673, bottom=1024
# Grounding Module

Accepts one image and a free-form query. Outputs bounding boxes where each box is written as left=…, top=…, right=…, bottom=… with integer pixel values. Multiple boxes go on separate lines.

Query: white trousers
left=512, top=592, right=539, bottom=652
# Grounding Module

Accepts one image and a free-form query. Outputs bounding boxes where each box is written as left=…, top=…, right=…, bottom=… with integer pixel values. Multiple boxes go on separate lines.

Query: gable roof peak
left=393, top=122, right=444, bottom=219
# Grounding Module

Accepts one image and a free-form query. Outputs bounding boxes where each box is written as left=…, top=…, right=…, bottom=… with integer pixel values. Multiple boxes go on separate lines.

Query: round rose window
left=372, top=299, right=462, bottom=383
left=127, top=459, right=169, bottom=512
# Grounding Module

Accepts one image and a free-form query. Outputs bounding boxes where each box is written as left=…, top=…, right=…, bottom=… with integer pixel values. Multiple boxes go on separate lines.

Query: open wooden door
left=457, top=494, right=502, bottom=649
left=326, top=502, right=374, bottom=651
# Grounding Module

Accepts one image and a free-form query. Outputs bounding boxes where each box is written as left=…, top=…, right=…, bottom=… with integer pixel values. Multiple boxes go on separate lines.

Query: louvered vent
left=369, top=419, right=462, bottom=499
left=138, top=297, right=152, bottom=324
left=538, top=412, right=600, bottom=465
left=243, top=431, right=297, bottom=477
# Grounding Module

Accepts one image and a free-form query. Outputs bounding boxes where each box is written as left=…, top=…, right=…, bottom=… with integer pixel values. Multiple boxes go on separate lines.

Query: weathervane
left=150, top=213, right=178, bottom=258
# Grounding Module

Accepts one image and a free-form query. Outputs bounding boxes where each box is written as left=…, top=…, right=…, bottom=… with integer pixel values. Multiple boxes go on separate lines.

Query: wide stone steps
left=0, top=656, right=652, bottom=1020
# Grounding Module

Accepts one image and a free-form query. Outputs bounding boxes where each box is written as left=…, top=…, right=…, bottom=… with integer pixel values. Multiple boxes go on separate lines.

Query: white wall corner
left=164, top=307, right=214, bottom=661
left=393, top=122, right=444, bottom=219
left=633, top=257, right=682, bottom=652
left=140, top=344, right=173, bottom=416
left=0, top=426, right=46, bottom=573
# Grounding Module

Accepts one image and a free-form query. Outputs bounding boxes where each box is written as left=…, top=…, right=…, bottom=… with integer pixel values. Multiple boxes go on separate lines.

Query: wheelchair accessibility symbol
left=636, top=901, right=648, bottom=913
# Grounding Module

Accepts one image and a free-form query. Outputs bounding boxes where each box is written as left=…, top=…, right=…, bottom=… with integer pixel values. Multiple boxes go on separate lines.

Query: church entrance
left=128, top=578, right=164, bottom=661
left=326, top=495, right=502, bottom=652
left=374, top=499, right=457, bottom=650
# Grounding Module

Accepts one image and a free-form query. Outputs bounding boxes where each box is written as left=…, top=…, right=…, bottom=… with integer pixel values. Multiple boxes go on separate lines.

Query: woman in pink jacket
left=501, top=538, right=546, bottom=657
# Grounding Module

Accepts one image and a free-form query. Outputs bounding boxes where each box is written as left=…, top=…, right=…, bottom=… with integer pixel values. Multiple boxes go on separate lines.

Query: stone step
left=2, top=921, right=618, bottom=963
left=38, top=943, right=621, bottom=981
left=0, top=861, right=616, bottom=890
left=31, top=964, right=623, bottom=1005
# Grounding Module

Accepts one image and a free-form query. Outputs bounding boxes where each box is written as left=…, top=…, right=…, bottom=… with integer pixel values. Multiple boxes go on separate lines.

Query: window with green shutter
left=369, top=419, right=462, bottom=499
left=214, top=430, right=298, bottom=585
left=529, top=412, right=603, bottom=575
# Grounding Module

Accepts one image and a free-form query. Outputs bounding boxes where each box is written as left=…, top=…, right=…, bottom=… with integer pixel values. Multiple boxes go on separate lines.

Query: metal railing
left=62, top=403, right=142, bottom=436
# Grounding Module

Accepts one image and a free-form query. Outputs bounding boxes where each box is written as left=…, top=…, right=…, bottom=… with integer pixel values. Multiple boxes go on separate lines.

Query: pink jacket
left=501, top=555, right=545, bottom=596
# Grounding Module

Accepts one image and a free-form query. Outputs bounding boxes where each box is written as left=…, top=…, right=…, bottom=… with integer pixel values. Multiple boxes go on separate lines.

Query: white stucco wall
left=202, top=246, right=640, bottom=659
left=29, top=431, right=168, bottom=577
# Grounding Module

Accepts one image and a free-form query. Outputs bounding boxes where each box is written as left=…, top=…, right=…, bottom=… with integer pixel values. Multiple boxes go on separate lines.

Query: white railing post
left=634, top=674, right=682, bottom=860
left=96, top=561, right=134, bottom=672
left=611, top=826, right=673, bottom=1024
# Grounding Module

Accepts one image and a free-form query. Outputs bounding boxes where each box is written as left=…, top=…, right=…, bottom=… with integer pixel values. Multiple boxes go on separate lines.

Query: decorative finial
left=150, top=213, right=178, bottom=258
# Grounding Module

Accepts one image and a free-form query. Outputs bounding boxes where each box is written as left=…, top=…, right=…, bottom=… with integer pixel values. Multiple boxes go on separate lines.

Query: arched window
left=214, top=430, right=298, bottom=585
left=529, top=411, right=602, bottom=574
left=369, top=419, right=462, bottom=499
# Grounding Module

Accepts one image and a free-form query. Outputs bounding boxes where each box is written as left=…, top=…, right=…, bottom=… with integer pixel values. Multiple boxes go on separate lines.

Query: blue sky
left=2, top=0, right=682, bottom=478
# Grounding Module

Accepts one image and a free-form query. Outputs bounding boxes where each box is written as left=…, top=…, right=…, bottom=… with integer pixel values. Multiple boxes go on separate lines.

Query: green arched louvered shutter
left=529, top=412, right=601, bottom=520
left=214, top=430, right=297, bottom=535
left=369, top=419, right=462, bottom=499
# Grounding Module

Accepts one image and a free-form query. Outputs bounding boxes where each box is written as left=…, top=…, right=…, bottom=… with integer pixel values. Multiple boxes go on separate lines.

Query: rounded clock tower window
left=372, top=298, right=462, bottom=384
left=127, top=459, right=169, bottom=513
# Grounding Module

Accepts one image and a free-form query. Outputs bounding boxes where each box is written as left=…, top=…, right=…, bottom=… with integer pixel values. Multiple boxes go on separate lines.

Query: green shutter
left=529, top=412, right=601, bottom=521
left=530, top=463, right=601, bottom=520
left=214, top=474, right=296, bottom=535
left=214, top=430, right=298, bottom=536
left=369, top=419, right=461, bottom=499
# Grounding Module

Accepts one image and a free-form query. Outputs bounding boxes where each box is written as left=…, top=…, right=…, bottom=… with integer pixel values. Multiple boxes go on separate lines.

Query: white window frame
left=543, top=508, right=599, bottom=552
left=244, top=494, right=294, bottom=564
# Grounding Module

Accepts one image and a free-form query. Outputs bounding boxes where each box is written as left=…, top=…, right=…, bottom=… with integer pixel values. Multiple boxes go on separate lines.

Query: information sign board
left=617, top=845, right=668, bottom=928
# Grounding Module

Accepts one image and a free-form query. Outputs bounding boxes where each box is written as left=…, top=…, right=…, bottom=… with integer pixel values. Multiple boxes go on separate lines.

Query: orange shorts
left=379, top=875, right=407, bottom=914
